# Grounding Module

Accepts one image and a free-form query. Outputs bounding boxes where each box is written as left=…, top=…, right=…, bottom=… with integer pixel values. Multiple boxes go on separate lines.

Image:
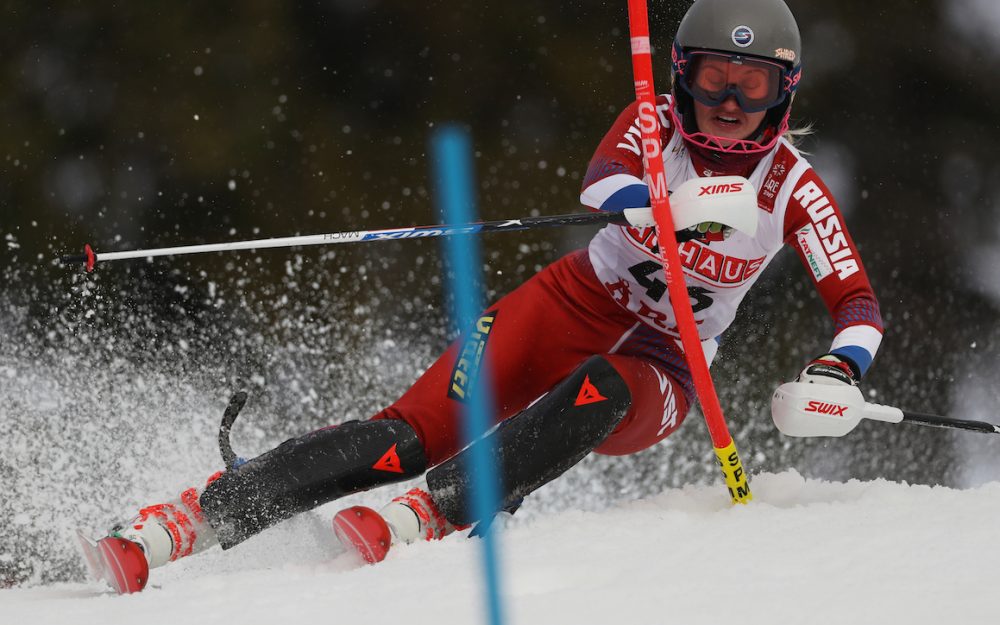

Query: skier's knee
left=595, top=355, right=690, bottom=456
left=426, top=355, right=632, bottom=527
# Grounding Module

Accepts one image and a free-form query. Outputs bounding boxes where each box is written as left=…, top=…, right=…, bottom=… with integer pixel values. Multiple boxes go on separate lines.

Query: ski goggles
left=673, top=46, right=800, bottom=113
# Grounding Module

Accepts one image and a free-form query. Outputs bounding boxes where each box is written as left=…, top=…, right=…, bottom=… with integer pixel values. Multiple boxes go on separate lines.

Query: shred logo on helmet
left=669, top=0, right=802, bottom=154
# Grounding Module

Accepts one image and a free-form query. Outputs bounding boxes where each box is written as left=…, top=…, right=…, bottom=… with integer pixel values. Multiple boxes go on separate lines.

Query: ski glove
left=683, top=221, right=733, bottom=243
left=797, top=354, right=860, bottom=386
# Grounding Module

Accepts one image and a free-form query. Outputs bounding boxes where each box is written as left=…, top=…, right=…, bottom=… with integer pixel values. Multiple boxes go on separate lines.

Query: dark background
left=2, top=1, right=999, bottom=587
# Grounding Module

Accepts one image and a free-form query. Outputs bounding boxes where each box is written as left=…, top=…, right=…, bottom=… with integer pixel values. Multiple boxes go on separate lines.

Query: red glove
left=797, top=354, right=859, bottom=386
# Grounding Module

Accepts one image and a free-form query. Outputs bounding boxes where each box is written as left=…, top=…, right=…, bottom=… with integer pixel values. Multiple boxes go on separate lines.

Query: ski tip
left=76, top=532, right=149, bottom=595
left=76, top=531, right=104, bottom=581
left=333, top=506, right=392, bottom=565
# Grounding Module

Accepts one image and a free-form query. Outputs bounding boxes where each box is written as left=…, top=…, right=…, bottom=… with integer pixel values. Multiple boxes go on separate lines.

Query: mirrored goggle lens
left=684, top=53, right=784, bottom=113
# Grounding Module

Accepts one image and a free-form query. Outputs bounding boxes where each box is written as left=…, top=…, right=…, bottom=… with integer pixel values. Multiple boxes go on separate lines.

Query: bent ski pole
left=218, top=392, right=249, bottom=471
left=772, top=381, right=1000, bottom=437
left=59, top=208, right=655, bottom=272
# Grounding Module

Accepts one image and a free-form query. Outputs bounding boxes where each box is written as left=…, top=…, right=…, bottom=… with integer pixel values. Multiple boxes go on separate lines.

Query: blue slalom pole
left=431, top=125, right=506, bottom=625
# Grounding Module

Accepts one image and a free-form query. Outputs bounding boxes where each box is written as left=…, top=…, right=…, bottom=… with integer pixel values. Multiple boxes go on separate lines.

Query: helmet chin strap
left=704, top=120, right=770, bottom=157
left=669, top=94, right=788, bottom=157
left=665, top=92, right=775, bottom=177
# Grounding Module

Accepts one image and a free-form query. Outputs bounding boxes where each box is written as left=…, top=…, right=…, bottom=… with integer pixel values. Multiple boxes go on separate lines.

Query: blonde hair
left=783, top=123, right=814, bottom=151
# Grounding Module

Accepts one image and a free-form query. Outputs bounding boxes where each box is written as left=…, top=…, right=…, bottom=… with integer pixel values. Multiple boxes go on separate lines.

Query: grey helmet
left=670, top=0, right=802, bottom=153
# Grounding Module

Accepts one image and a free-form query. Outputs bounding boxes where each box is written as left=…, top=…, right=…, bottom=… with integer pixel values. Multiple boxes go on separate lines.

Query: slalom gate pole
left=59, top=209, right=653, bottom=272
left=625, top=0, right=752, bottom=503
left=431, top=125, right=507, bottom=625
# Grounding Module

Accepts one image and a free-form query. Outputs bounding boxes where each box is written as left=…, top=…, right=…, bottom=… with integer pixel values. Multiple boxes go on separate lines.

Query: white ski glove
left=667, top=176, right=757, bottom=244
left=796, top=354, right=859, bottom=386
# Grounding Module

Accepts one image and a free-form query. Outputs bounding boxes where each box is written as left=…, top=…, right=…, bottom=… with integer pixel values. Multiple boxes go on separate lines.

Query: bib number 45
left=627, top=260, right=714, bottom=313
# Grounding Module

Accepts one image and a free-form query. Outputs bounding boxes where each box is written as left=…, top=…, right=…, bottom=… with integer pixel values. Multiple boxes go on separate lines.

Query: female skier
left=85, top=0, right=883, bottom=593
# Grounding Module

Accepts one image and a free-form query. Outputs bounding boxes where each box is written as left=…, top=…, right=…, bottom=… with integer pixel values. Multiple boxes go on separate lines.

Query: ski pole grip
left=861, top=402, right=904, bottom=424
left=59, top=244, right=97, bottom=272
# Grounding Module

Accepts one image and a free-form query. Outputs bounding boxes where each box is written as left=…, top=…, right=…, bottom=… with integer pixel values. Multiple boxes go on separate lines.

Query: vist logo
left=804, top=401, right=848, bottom=417
left=792, top=179, right=859, bottom=280
left=698, top=182, right=744, bottom=196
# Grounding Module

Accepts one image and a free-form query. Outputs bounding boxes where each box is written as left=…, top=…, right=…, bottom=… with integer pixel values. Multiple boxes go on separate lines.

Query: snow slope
left=2, top=470, right=997, bottom=625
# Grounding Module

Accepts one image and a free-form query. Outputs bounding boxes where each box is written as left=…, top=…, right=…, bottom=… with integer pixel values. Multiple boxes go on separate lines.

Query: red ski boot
left=332, top=506, right=392, bottom=564
left=76, top=532, right=149, bottom=594
left=333, top=487, right=459, bottom=564
left=77, top=476, right=223, bottom=594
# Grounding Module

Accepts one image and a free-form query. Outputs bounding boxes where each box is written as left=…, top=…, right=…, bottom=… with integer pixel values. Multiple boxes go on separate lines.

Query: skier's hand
left=797, top=354, right=859, bottom=386
left=682, top=221, right=733, bottom=243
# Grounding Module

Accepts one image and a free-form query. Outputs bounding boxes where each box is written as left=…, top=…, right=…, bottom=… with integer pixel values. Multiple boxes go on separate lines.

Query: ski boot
left=79, top=478, right=221, bottom=594
left=333, top=487, right=459, bottom=564
left=76, top=532, right=149, bottom=595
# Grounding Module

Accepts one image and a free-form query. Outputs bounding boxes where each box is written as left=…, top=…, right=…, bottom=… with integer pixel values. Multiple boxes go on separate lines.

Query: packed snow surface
left=2, top=470, right=996, bottom=625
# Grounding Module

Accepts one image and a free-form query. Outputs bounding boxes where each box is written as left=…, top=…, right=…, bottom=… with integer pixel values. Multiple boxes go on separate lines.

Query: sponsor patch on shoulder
left=795, top=224, right=833, bottom=281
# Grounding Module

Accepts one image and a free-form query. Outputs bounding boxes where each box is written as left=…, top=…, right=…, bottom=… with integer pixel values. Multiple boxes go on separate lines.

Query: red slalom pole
left=625, top=0, right=751, bottom=503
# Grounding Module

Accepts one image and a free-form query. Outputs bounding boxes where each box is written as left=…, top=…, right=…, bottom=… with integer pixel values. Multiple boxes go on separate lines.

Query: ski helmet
left=670, top=0, right=802, bottom=153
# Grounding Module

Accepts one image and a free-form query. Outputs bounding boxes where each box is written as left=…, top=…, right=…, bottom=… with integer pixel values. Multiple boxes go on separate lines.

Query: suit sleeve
left=783, top=168, right=884, bottom=377
left=580, top=97, right=672, bottom=212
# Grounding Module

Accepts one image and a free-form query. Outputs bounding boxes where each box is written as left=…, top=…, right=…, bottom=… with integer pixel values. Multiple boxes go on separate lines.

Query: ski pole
left=218, top=392, right=249, bottom=471
left=772, top=381, right=1000, bottom=437
left=897, top=410, right=1000, bottom=435
left=59, top=208, right=655, bottom=272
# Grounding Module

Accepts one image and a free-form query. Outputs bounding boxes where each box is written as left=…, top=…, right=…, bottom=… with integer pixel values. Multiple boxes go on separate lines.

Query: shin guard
left=426, top=355, right=631, bottom=527
left=200, top=419, right=427, bottom=549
